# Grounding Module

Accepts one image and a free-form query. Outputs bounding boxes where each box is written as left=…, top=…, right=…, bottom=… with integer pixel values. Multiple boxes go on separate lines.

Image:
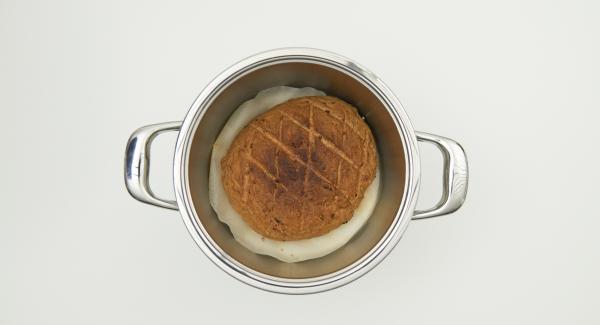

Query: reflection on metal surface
left=124, top=122, right=181, bottom=210
left=412, top=132, right=469, bottom=220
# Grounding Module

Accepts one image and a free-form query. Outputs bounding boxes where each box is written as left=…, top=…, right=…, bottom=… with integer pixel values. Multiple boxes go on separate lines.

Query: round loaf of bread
left=221, top=96, right=378, bottom=241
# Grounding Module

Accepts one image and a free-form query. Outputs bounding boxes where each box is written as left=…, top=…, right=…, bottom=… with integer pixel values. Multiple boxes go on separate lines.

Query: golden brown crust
left=220, top=96, right=378, bottom=241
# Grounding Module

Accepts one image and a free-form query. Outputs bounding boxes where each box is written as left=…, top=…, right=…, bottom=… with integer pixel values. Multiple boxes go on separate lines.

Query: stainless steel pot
left=124, top=48, right=468, bottom=294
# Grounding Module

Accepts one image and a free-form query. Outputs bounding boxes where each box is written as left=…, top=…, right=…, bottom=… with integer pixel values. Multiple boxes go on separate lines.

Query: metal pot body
left=124, top=48, right=468, bottom=294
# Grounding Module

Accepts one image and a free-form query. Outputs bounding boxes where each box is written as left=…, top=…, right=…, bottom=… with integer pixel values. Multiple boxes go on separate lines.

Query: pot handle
left=412, top=132, right=468, bottom=220
left=124, top=121, right=182, bottom=210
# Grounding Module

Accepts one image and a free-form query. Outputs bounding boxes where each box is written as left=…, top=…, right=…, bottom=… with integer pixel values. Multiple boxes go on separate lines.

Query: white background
left=1, top=0, right=599, bottom=324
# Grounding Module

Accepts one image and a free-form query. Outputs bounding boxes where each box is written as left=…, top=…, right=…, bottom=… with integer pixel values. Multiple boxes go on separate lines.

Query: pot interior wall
left=187, top=60, right=406, bottom=279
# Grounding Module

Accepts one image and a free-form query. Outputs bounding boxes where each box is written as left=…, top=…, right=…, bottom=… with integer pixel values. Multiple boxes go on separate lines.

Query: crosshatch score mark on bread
left=209, top=86, right=380, bottom=262
left=221, top=96, right=378, bottom=241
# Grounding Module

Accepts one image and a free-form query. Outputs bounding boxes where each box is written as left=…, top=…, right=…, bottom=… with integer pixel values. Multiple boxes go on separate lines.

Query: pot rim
left=173, top=48, right=421, bottom=294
